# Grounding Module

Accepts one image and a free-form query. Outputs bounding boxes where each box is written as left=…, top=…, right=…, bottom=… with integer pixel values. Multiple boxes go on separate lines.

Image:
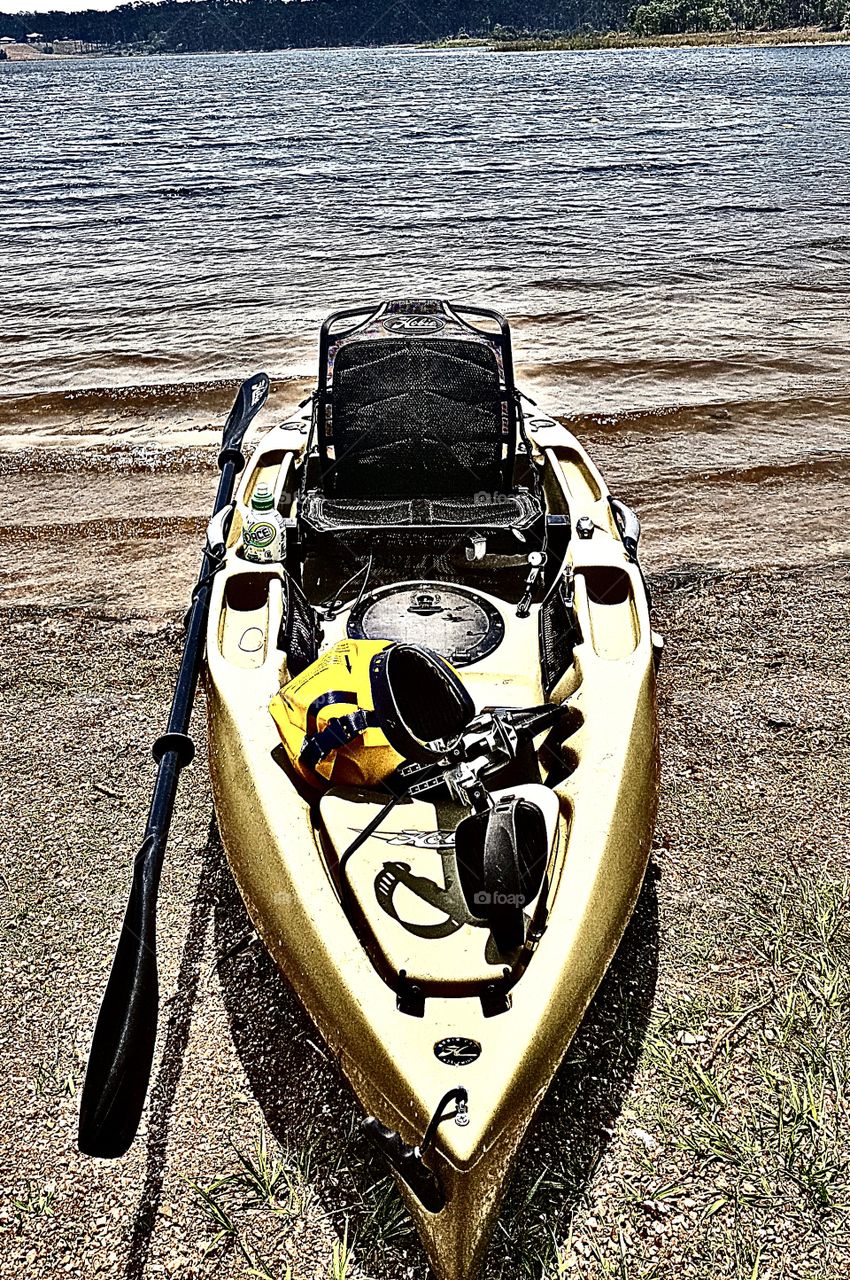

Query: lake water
left=1, top=44, right=849, bottom=593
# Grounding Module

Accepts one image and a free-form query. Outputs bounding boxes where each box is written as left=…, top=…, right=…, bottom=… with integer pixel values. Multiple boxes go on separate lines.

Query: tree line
left=629, top=0, right=848, bottom=31
left=5, top=0, right=848, bottom=52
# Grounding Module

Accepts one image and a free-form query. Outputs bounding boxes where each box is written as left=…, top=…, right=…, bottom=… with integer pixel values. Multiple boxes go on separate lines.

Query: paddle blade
left=221, top=372, right=270, bottom=458
left=78, top=833, right=162, bottom=1158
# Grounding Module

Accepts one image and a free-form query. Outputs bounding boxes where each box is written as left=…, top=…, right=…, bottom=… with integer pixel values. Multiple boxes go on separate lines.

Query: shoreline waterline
left=420, top=26, right=850, bottom=52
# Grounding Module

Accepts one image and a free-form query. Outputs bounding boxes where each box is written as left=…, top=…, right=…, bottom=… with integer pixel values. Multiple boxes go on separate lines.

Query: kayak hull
left=205, top=403, right=660, bottom=1278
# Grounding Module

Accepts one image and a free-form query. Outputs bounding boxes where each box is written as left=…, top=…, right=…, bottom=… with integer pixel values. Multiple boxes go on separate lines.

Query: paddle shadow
left=212, top=831, right=660, bottom=1279
left=121, top=822, right=220, bottom=1280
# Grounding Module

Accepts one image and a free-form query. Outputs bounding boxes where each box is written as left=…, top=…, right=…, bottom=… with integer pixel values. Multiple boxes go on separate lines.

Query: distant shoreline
left=420, top=26, right=850, bottom=52
left=3, top=27, right=849, bottom=62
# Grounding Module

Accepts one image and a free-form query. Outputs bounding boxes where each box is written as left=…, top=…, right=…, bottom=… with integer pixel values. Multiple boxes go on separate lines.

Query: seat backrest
left=314, top=299, right=519, bottom=500
left=330, top=336, right=503, bottom=499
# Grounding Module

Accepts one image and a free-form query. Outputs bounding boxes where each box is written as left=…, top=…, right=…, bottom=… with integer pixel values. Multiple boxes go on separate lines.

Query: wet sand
left=0, top=430, right=848, bottom=1278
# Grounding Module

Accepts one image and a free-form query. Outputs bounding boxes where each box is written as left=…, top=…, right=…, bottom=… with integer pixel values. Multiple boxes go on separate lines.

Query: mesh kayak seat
left=301, top=301, right=543, bottom=539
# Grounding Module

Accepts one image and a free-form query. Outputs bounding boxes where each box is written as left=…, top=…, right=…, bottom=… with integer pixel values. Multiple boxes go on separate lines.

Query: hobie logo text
left=382, top=315, right=446, bottom=336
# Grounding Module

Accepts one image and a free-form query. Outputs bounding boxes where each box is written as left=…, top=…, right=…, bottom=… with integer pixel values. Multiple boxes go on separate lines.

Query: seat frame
left=313, top=299, right=522, bottom=498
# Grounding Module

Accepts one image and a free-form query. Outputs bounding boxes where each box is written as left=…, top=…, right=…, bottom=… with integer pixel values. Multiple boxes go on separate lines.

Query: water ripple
left=1, top=43, right=849, bottom=488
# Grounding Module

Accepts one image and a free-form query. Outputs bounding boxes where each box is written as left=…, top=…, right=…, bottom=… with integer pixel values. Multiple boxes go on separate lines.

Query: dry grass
left=586, top=874, right=849, bottom=1279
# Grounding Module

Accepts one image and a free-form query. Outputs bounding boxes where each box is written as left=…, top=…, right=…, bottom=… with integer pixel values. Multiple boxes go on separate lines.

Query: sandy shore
left=0, top=43, right=52, bottom=60
left=0, top=449, right=848, bottom=1277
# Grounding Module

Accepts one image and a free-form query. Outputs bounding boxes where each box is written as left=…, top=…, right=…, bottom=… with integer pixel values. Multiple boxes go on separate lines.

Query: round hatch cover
left=348, top=582, right=504, bottom=667
left=434, top=1036, right=482, bottom=1067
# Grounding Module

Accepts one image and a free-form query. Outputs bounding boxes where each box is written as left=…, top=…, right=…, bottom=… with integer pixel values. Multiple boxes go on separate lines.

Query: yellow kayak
left=204, top=299, right=660, bottom=1278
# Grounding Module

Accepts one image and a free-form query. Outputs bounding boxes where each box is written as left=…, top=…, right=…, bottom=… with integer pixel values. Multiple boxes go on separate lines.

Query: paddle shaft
left=143, top=453, right=242, bottom=866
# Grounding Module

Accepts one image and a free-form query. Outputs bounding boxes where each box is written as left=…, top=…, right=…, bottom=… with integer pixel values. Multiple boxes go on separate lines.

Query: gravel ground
left=1, top=530, right=848, bottom=1278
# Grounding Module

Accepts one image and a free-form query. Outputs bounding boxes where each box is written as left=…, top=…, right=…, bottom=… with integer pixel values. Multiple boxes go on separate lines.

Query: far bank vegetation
left=5, top=0, right=850, bottom=56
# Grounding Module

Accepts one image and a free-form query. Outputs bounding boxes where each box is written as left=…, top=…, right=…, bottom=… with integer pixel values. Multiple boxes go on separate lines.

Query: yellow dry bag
left=269, top=638, right=474, bottom=788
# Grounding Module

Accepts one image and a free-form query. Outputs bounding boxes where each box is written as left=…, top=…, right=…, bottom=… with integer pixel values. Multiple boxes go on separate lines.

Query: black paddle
left=78, top=372, right=270, bottom=1159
